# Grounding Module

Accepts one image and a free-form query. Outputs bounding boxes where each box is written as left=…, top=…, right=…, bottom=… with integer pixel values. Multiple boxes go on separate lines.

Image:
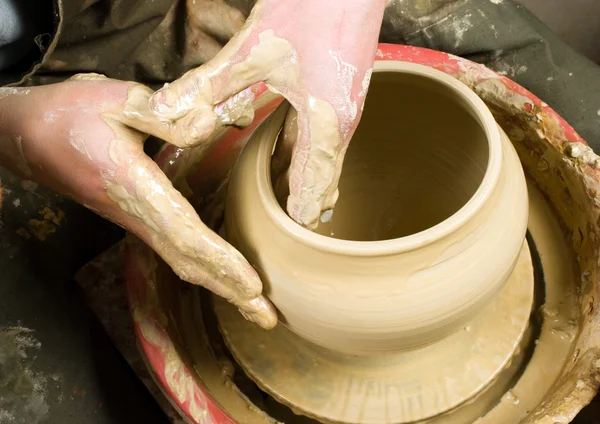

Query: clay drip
left=314, top=72, right=489, bottom=241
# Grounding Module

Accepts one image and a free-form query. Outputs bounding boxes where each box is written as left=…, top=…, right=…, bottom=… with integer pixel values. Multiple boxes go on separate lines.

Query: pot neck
left=254, top=61, right=502, bottom=257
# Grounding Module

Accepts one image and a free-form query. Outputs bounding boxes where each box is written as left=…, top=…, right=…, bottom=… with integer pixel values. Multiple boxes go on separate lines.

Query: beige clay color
left=225, top=62, right=529, bottom=354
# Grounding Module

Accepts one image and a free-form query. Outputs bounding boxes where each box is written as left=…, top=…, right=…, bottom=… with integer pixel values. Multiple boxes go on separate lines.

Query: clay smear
left=80, top=76, right=276, bottom=329
left=0, top=327, right=51, bottom=424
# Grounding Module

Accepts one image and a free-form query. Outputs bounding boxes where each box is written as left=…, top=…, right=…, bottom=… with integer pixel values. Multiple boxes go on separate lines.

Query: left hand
left=150, top=0, right=387, bottom=228
left=0, top=76, right=277, bottom=329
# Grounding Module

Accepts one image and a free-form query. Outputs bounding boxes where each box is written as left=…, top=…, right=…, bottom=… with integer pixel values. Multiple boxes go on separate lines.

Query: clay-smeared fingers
left=147, top=18, right=266, bottom=148
left=271, top=104, right=296, bottom=205
left=236, top=295, right=278, bottom=329
left=285, top=103, right=344, bottom=229
left=147, top=64, right=262, bottom=148
left=105, top=130, right=277, bottom=329
left=165, top=224, right=278, bottom=329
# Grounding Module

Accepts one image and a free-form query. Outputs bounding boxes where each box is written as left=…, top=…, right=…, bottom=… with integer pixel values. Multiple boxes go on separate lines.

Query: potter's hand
left=0, top=78, right=277, bottom=329
left=150, top=0, right=386, bottom=228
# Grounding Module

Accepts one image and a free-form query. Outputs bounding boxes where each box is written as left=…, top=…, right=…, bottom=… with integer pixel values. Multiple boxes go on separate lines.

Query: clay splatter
left=20, top=181, right=38, bottom=192
left=0, top=88, right=30, bottom=101
left=449, top=13, right=473, bottom=48
left=0, top=327, right=50, bottom=424
left=17, top=207, right=66, bottom=241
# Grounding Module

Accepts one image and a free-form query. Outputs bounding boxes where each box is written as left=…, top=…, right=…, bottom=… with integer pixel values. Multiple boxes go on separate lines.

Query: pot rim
left=255, top=61, right=503, bottom=256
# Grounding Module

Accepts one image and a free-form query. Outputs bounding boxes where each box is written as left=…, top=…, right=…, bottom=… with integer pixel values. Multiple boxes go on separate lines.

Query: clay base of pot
left=213, top=241, right=534, bottom=424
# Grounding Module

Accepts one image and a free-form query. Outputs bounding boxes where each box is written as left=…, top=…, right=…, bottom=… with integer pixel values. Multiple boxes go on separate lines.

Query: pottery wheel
left=213, top=241, right=534, bottom=424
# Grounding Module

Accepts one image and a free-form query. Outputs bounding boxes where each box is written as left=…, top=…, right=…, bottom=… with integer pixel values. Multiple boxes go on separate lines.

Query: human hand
left=151, top=0, right=387, bottom=228
left=0, top=77, right=277, bottom=329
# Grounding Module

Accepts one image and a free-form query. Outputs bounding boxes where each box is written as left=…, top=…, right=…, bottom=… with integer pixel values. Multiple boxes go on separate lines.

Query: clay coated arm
left=149, top=0, right=387, bottom=229
left=0, top=80, right=277, bottom=329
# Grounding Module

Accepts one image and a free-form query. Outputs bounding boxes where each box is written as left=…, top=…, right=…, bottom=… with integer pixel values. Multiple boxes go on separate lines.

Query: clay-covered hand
left=150, top=0, right=387, bottom=228
left=0, top=78, right=277, bottom=329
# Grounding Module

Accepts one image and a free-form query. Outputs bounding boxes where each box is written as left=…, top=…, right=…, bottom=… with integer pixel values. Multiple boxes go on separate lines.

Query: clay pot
left=224, top=62, right=529, bottom=354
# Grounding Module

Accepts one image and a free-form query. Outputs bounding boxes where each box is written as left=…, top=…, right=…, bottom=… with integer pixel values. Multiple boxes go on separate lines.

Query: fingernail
left=150, top=89, right=177, bottom=116
left=239, top=298, right=278, bottom=330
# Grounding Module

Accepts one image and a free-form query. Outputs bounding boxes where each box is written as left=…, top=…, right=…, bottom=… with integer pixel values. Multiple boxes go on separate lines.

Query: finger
left=165, top=226, right=278, bottom=330
left=149, top=9, right=292, bottom=124
left=164, top=86, right=257, bottom=148
left=271, top=104, right=296, bottom=207
left=105, top=136, right=277, bottom=328
left=286, top=99, right=344, bottom=229
left=114, top=82, right=258, bottom=149
left=104, top=83, right=174, bottom=143
left=148, top=28, right=257, bottom=122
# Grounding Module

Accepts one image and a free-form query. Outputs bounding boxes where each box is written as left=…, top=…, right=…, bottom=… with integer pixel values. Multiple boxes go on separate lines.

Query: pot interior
left=311, top=72, right=490, bottom=241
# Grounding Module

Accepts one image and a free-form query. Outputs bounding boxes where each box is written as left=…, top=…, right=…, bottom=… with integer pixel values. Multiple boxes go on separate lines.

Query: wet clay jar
left=224, top=62, right=529, bottom=354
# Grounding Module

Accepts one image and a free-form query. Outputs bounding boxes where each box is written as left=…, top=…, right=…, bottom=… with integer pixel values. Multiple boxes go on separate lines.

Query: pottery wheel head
left=213, top=242, right=534, bottom=424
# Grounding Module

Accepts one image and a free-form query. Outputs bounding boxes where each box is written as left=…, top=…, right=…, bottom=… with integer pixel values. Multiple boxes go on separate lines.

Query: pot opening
left=309, top=71, right=490, bottom=242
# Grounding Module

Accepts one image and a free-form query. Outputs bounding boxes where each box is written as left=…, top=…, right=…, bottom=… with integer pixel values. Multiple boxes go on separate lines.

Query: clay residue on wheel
left=445, top=54, right=600, bottom=422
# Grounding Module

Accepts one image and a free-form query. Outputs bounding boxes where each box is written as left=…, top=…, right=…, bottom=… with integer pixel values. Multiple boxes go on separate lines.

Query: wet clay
left=224, top=63, right=529, bottom=354
left=145, top=178, right=579, bottom=424
left=313, top=72, right=488, bottom=241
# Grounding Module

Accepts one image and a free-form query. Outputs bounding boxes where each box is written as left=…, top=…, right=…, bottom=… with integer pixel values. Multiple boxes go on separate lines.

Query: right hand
left=152, top=0, right=387, bottom=229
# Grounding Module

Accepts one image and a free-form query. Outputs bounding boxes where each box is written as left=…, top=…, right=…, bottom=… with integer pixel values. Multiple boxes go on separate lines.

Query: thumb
left=147, top=0, right=271, bottom=122
left=285, top=99, right=345, bottom=229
